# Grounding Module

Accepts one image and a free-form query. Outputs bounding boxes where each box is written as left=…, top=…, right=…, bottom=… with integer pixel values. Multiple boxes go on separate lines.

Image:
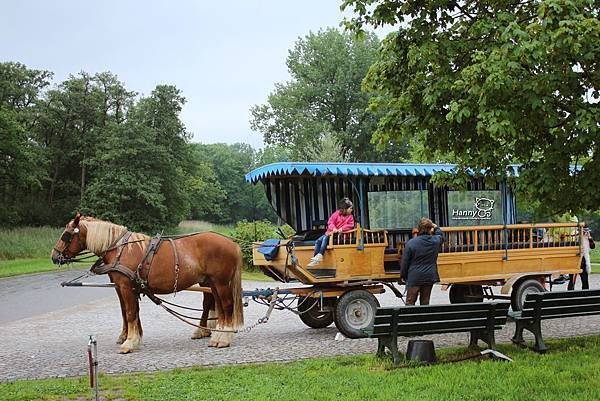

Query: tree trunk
left=48, top=162, right=59, bottom=204
left=80, top=162, right=86, bottom=202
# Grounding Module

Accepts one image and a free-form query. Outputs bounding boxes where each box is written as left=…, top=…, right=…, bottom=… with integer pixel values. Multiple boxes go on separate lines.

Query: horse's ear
left=73, top=213, right=81, bottom=227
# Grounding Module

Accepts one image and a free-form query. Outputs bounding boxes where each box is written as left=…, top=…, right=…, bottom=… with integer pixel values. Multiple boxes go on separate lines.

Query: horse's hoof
left=208, top=331, right=223, bottom=346
left=119, top=338, right=141, bottom=353
left=191, top=328, right=211, bottom=339
left=217, top=332, right=233, bottom=347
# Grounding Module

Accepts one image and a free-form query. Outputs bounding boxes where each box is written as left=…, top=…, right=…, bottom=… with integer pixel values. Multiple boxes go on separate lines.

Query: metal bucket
left=406, top=340, right=437, bottom=364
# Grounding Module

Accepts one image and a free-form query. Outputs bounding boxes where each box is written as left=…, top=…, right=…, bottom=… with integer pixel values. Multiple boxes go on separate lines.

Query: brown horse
left=51, top=213, right=243, bottom=353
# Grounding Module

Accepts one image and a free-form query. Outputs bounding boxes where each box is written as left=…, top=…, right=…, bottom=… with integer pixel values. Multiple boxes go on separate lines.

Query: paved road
left=0, top=269, right=113, bottom=324
left=1, top=271, right=599, bottom=382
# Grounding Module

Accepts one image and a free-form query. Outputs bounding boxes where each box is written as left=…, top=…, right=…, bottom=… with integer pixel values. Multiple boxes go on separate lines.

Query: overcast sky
left=0, top=0, right=378, bottom=149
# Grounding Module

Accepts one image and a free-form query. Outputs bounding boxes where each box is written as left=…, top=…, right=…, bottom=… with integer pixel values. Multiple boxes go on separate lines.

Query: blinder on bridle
left=54, top=226, right=80, bottom=264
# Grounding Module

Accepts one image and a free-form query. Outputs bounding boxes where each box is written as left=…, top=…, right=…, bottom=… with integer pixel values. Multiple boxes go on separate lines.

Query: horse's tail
left=231, top=245, right=244, bottom=329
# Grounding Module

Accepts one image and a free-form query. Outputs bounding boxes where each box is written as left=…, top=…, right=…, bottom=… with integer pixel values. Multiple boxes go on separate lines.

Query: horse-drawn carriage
left=246, top=162, right=583, bottom=338
left=54, top=162, right=583, bottom=351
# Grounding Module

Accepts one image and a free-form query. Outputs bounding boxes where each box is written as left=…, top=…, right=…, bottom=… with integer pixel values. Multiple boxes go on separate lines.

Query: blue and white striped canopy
left=245, top=162, right=519, bottom=184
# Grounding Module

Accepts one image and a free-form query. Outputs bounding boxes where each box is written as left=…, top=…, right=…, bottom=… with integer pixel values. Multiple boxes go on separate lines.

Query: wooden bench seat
left=365, top=302, right=510, bottom=365
left=511, top=289, right=600, bottom=352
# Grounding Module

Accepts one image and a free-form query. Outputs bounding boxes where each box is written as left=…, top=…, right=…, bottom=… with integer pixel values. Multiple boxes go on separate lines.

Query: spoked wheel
left=511, top=278, right=545, bottom=311
left=449, top=284, right=484, bottom=304
left=334, top=289, right=380, bottom=339
left=297, top=296, right=335, bottom=328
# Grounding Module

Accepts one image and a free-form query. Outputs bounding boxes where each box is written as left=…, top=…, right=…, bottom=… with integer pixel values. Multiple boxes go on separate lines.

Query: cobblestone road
left=1, top=273, right=599, bottom=381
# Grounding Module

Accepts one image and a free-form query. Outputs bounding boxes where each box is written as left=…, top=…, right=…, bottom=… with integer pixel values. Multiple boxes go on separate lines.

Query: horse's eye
left=74, top=228, right=79, bottom=234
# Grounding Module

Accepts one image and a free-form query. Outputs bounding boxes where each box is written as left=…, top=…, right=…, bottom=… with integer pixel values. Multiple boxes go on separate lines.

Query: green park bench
left=365, top=301, right=511, bottom=365
left=511, top=289, right=600, bottom=353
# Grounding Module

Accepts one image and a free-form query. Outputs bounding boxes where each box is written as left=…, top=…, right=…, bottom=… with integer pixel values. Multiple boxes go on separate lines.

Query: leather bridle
left=54, top=225, right=78, bottom=258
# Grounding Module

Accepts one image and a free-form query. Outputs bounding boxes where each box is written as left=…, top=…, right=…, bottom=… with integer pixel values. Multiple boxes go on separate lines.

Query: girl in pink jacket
left=308, top=198, right=355, bottom=267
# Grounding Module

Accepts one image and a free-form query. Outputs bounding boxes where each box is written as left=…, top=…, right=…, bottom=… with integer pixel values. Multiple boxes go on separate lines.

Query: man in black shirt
left=401, top=218, right=444, bottom=305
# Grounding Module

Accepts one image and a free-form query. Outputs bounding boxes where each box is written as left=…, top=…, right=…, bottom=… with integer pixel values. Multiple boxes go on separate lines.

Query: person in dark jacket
left=400, top=218, right=444, bottom=305
left=568, top=225, right=595, bottom=290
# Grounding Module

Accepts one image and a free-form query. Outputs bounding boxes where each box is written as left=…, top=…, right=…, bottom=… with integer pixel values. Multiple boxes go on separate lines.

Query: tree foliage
left=191, top=143, right=277, bottom=224
left=80, top=86, right=192, bottom=231
left=0, top=62, right=52, bottom=225
left=342, top=0, right=600, bottom=214
left=251, top=27, right=410, bottom=162
left=0, top=63, right=219, bottom=232
left=304, top=131, right=352, bottom=162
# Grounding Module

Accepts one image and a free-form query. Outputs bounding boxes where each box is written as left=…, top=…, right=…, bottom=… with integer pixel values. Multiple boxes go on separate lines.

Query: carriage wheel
left=449, top=284, right=484, bottom=303
left=297, top=296, right=334, bottom=329
left=334, top=289, right=380, bottom=339
left=511, top=278, right=545, bottom=311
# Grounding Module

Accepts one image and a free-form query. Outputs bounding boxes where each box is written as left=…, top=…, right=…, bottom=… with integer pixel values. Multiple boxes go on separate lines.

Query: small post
left=88, top=335, right=99, bottom=401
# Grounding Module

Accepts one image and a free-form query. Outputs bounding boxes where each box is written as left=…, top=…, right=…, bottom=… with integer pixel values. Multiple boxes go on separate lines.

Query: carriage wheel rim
left=344, top=299, right=374, bottom=329
left=521, top=286, right=541, bottom=304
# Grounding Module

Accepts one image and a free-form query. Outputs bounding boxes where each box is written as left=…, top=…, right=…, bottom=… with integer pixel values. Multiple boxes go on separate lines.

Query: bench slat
left=526, top=303, right=600, bottom=319
left=369, top=324, right=505, bottom=338
left=374, top=310, right=508, bottom=325
left=539, top=296, right=600, bottom=308
left=536, top=310, right=600, bottom=320
left=377, top=302, right=508, bottom=315
left=372, top=317, right=507, bottom=335
left=526, top=289, right=600, bottom=300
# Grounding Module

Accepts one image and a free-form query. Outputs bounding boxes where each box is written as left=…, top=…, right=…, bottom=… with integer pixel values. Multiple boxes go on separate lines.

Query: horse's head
left=51, top=213, right=87, bottom=265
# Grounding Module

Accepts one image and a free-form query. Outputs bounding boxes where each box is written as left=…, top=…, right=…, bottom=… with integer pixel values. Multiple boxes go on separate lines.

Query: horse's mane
left=80, top=217, right=148, bottom=254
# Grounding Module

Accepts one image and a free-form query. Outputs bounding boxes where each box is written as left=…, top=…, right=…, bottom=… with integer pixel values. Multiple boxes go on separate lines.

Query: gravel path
left=1, top=273, right=599, bottom=382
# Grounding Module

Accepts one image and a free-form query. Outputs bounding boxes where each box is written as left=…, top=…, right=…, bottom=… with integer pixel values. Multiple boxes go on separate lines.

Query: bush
left=229, top=220, right=292, bottom=268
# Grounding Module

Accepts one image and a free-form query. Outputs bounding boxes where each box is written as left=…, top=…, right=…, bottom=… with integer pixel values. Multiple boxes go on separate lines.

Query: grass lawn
left=2, top=336, right=600, bottom=401
left=590, top=248, right=599, bottom=274
left=0, top=257, right=272, bottom=282
left=591, top=248, right=599, bottom=263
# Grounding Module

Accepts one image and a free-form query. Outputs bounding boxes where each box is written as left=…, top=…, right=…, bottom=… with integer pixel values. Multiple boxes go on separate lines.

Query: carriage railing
left=329, top=226, right=388, bottom=247
left=385, top=229, right=413, bottom=254
left=439, top=222, right=581, bottom=254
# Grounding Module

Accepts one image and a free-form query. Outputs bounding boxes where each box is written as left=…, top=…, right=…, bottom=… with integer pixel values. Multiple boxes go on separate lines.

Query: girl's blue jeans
left=314, top=234, right=330, bottom=256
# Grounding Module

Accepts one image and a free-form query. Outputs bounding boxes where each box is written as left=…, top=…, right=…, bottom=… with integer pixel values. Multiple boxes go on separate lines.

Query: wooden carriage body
left=246, top=162, right=582, bottom=289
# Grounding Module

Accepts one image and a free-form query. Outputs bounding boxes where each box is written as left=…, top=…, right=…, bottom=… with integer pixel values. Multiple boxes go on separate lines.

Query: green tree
left=187, top=156, right=227, bottom=222
left=130, top=85, right=192, bottom=227
left=81, top=85, right=192, bottom=232
left=342, top=0, right=599, bottom=214
left=192, top=143, right=277, bottom=224
left=251, top=27, right=409, bottom=162
left=0, top=62, right=52, bottom=225
left=305, top=131, right=351, bottom=162
left=33, top=72, right=136, bottom=224
left=81, top=121, right=170, bottom=232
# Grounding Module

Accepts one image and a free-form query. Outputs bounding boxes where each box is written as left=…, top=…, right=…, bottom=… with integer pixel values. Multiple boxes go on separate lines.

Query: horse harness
left=91, top=232, right=181, bottom=298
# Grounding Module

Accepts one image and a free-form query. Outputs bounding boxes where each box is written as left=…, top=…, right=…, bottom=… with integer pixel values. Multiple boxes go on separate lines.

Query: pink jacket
left=326, top=210, right=355, bottom=235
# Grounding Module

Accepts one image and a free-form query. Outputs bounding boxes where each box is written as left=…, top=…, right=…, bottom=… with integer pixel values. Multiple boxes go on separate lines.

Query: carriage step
left=307, top=268, right=336, bottom=278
